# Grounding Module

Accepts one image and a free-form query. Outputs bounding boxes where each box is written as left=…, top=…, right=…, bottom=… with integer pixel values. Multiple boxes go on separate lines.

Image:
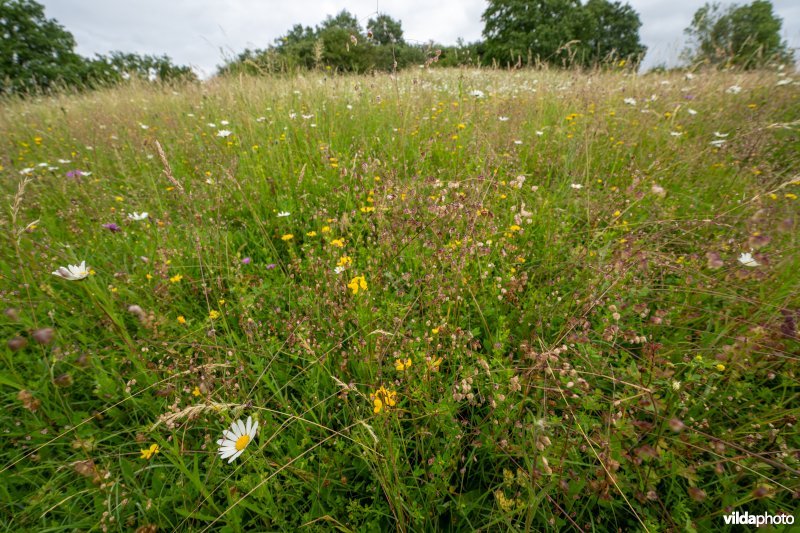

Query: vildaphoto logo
left=722, top=511, right=794, bottom=526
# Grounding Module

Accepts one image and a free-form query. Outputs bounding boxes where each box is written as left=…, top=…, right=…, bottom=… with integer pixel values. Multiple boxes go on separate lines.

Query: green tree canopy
left=1, top=0, right=194, bottom=94
left=367, top=14, right=404, bottom=45
left=481, top=0, right=645, bottom=67
left=0, top=0, right=86, bottom=93
left=683, top=1, right=793, bottom=68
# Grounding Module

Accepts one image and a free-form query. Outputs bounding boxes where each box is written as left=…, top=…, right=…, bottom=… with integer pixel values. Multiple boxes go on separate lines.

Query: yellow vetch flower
left=394, top=358, right=412, bottom=372
left=140, top=443, right=159, bottom=460
left=281, top=234, right=294, bottom=241
left=330, top=238, right=345, bottom=248
left=169, top=274, right=183, bottom=283
left=306, top=231, right=317, bottom=237
left=337, top=256, right=353, bottom=267
left=209, top=310, right=221, bottom=320
left=716, top=364, right=726, bottom=371
left=192, top=386, right=201, bottom=397
left=360, top=206, right=375, bottom=213
left=347, top=275, right=367, bottom=295
left=177, top=316, right=186, bottom=324
left=371, top=386, right=397, bottom=414
left=321, top=226, right=331, bottom=233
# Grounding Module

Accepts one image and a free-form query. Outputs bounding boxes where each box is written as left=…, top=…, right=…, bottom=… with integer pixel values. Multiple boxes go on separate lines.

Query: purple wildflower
left=266, top=263, right=277, bottom=270
left=66, top=170, right=84, bottom=178
left=241, top=257, right=251, bottom=264
left=102, top=223, right=121, bottom=232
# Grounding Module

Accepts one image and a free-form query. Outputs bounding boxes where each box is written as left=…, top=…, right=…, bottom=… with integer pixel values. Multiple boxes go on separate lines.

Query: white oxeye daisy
left=52, top=261, right=90, bottom=281
left=128, top=212, right=149, bottom=221
left=738, top=252, right=759, bottom=267
left=277, top=211, right=290, bottom=217
left=216, top=129, right=232, bottom=138
left=570, top=183, right=583, bottom=190
left=217, top=416, right=258, bottom=463
left=623, top=97, right=637, bottom=106
left=498, top=116, right=509, bottom=121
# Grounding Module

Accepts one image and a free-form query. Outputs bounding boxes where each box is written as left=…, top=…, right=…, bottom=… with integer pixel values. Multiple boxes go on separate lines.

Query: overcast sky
left=38, top=0, right=800, bottom=77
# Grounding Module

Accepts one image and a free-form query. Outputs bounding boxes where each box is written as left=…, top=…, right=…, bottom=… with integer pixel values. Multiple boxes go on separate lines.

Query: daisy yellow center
left=235, top=434, right=250, bottom=451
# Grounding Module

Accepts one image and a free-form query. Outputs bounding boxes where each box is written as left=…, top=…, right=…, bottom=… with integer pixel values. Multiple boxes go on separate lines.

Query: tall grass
left=0, top=68, right=798, bottom=531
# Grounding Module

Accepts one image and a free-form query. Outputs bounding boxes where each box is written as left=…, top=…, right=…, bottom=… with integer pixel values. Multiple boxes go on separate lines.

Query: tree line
left=1, top=0, right=794, bottom=95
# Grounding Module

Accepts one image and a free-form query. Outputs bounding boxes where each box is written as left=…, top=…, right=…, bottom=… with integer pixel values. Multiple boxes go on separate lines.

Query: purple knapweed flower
left=102, top=223, right=121, bottom=232
left=265, top=263, right=277, bottom=270
left=241, top=257, right=251, bottom=264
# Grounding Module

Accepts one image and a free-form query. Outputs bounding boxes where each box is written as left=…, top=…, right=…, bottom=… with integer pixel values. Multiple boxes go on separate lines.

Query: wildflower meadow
left=1, top=68, right=798, bottom=531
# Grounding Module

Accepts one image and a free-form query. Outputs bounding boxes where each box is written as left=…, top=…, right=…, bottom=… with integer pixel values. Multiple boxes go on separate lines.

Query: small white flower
left=334, top=266, right=345, bottom=274
left=498, top=116, right=509, bottom=121
left=256, top=116, right=266, bottom=122
left=535, top=130, right=544, bottom=136
left=128, top=212, right=149, bottom=221
left=207, top=123, right=216, bottom=128
left=688, top=108, right=698, bottom=115
left=216, top=129, right=232, bottom=138
left=469, top=89, right=485, bottom=98
left=52, top=261, right=90, bottom=281
left=570, top=183, right=583, bottom=190
left=670, top=131, right=684, bottom=137
left=738, top=252, right=759, bottom=267
left=513, top=140, right=523, bottom=145
left=710, top=139, right=727, bottom=147
left=623, top=97, right=637, bottom=106
left=301, top=114, right=313, bottom=120
left=220, top=120, right=229, bottom=125
left=713, top=132, right=729, bottom=138
left=57, top=159, right=72, bottom=164
left=346, top=104, right=353, bottom=110
left=37, top=162, right=49, bottom=167
left=289, top=112, right=297, bottom=119
left=685, top=73, right=695, bottom=80
left=19, top=167, right=35, bottom=175
left=726, top=85, right=742, bottom=94
left=776, top=78, right=792, bottom=87
left=139, top=123, right=149, bottom=130
left=216, top=416, right=258, bottom=463
left=277, top=211, right=290, bottom=218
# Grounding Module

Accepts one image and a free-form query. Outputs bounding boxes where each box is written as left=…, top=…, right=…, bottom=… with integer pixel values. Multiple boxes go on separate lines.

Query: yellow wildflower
left=330, top=238, right=345, bottom=248
left=306, top=231, right=317, bottom=237
left=394, top=358, right=412, bottom=372
left=371, top=386, right=397, bottom=414
left=209, top=310, right=221, bottom=320
left=140, top=443, right=159, bottom=460
left=192, top=386, right=201, bottom=397
left=337, top=256, right=353, bottom=267
left=347, top=275, right=367, bottom=295
left=169, top=274, right=183, bottom=283
left=177, top=316, right=186, bottom=324
left=281, top=234, right=294, bottom=241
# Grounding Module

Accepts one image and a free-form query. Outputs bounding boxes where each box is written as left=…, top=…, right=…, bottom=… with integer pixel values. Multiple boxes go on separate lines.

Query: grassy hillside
left=1, top=68, right=798, bottom=531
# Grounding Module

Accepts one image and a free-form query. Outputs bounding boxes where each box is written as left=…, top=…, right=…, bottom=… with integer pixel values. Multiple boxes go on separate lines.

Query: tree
left=481, top=0, right=645, bottom=67
left=86, top=52, right=196, bottom=84
left=367, top=14, right=404, bottom=46
left=317, top=10, right=373, bottom=71
left=482, top=0, right=585, bottom=66
left=683, top=1, right=793, bottom=68
left=579, top=0, right=646, bottom=64
left=0, top=0, right=86, bottom=93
